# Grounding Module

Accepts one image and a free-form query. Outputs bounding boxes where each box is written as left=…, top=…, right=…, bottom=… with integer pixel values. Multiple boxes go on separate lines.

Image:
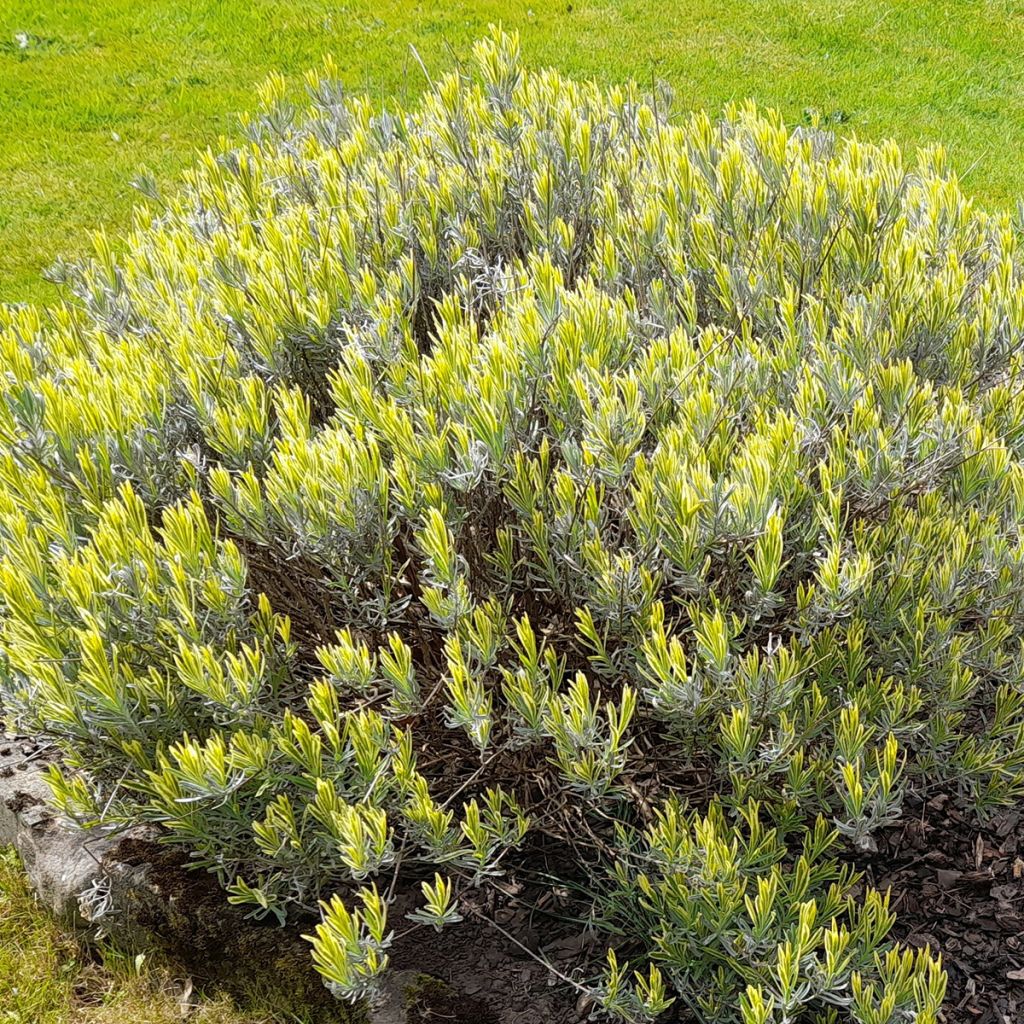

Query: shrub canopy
left=6, top=29, right=1024, bottom=1023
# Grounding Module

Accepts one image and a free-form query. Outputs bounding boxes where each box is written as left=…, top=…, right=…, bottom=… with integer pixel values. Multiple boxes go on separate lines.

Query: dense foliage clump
left=7, top=30, right=1024, bottom=1022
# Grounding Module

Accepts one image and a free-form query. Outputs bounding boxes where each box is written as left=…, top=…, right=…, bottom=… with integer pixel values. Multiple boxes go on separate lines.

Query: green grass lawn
left=1, top=0, right=1023, bottom=302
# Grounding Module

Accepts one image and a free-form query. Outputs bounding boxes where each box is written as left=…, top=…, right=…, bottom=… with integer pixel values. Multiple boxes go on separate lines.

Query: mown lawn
left=1, top=0, right=1023, bottom=303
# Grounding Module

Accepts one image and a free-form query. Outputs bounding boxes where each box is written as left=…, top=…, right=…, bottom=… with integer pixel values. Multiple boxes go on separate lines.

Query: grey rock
left=0, top=743, right=123, bottom=927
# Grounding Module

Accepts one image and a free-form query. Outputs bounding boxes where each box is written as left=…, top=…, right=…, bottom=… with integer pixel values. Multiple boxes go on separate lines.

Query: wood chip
left=937, top=868, right=963, bottom=888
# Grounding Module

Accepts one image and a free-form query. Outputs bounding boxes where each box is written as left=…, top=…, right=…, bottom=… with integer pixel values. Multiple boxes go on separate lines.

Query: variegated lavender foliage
left=13, top=27, right=1024, bottom=1021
